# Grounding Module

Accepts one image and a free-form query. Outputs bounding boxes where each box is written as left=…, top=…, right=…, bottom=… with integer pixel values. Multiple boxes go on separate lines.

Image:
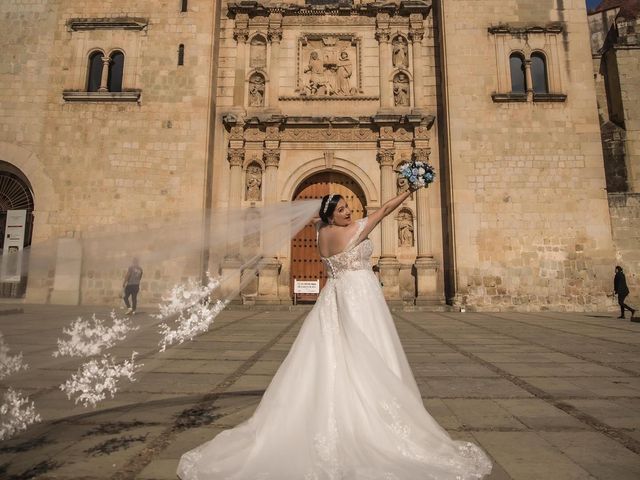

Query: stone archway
left=290, top=171, right=367, bottom=302
left=0, top=161, right=35, bottom=297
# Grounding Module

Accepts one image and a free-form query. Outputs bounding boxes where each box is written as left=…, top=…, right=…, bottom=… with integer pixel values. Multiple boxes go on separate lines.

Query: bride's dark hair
left=319, top=194, right=343, bottom=223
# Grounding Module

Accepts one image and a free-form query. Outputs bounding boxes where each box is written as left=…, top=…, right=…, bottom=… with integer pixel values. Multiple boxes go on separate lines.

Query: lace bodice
left=320, top=218, right=373, bottom=278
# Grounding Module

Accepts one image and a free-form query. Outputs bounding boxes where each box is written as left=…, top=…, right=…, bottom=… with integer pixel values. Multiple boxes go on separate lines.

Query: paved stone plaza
left=0, top=305, right=639, bottom=480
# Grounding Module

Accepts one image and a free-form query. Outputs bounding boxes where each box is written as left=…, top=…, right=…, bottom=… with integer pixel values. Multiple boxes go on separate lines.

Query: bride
left=177, top=186, right=492, bottom=479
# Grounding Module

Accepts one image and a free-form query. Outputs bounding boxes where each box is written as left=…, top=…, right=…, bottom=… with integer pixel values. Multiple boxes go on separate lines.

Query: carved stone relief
left=298, top=34, right=361, bottom=97
left=398, top=210, right=414, bottom=247
left=393, top=72, right=410, bottom=106
left=245, top=163, right=262, bottom=201
left=248, top=73, right=265, bottom=107
left=392, top=36, right=408, bottom=68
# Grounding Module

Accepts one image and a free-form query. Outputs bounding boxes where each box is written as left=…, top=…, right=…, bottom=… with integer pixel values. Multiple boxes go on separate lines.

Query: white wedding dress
left=177, top=218, right=492, bottom=479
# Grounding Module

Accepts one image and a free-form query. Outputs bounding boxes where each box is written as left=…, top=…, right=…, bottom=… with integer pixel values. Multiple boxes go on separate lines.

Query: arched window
left=509, top=53, right=526, bottom=94
left=531, top=52, right=548, bottom=94
left=107, top=51, right=124, bottom=92
left=87, top=51, right=104, bottom=92
left=178, top=44, right=185, bottom=66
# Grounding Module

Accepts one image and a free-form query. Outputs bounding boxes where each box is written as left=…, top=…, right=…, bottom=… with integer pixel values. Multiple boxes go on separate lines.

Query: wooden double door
left=290, top=171, right=366, bottom=301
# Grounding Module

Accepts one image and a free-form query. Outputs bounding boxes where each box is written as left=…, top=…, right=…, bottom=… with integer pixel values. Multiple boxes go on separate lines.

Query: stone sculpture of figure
left=398, top=211, right=414, bottom=247
left=392, top=38, right=408, bottom=68
left=397, top=171, right=410, bottom=194
left=245, top=164, right=262, bottom=201
left=335, top=50, right=353, bottom=95
left=304, top=50, right=327, bottom=95
left=393, top=73, right=410, bottom=106
left=248, top=74, right=265, bottom=107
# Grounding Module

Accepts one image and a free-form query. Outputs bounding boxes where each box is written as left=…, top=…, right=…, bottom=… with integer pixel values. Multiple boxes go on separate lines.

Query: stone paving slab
left=0, top=306, right=639, bottom=479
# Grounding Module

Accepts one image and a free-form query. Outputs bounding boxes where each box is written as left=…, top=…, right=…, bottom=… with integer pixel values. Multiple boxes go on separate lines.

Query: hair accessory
left=322, top=194, right=335, bottom=215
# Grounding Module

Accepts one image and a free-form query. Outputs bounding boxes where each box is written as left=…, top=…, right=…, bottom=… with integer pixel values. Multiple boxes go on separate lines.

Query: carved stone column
left=258, top=126, right=281, bottom=302
left=376, top=14, right=392, bottom=111
left=233, top=14, right=249, bottom=107
left=98, top=56, right=111, bottom=92
left=413, top=140, right=441, bottom=304
left=524, top=58, right=534, bottom=101
left=409, top=14, right=426, bottom=111
left=377, top=140, right=401, bottom=302
left=267, top=15, right=283, bottom=112
left=221, top=145, right=245, bottom=300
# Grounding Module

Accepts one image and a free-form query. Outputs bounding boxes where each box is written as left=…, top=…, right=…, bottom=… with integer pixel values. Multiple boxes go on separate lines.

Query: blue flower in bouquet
left=409, top=175, right=417, bottom=183
left=412, top=168, right=419, bottom=175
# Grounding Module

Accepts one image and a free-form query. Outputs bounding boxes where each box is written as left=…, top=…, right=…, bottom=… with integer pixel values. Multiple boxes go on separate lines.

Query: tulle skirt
left=177, top=269, right=492, bottom=479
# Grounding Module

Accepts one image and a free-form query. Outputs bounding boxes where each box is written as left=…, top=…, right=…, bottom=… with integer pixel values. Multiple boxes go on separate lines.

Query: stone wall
left=439, top=0, right=615, bottom=311
left=608, top=193, right=640, bottom=300
left=0, top=0, right=218, bottom=305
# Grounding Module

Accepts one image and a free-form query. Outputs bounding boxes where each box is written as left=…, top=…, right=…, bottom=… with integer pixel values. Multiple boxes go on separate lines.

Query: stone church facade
left=0, top=0, right=633, bottom=311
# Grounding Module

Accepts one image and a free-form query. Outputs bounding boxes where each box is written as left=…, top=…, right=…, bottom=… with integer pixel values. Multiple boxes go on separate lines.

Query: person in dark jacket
left=123, top=257, right=143, bottom=315
left=614, top=266, right=635, bottom=320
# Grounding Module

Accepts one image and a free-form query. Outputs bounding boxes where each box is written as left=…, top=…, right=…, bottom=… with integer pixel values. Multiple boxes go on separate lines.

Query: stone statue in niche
left=393, top=73, right=410, bottom=106
left=248, top=74, right=265, bottom=107
left=250, top=36, right=267, bottom=68
left=300, top=35, right=359, bottom=96
left=398, top=211, right=414, bottom=247
left=245, top=163, right=262, bottom=201
left=397, top=168, right=410, bottom=194
left=392, top=37, right=408, bottom=68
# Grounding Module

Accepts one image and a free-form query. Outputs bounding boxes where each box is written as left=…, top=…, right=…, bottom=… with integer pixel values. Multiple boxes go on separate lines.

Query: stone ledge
left=66, top=17, right=148, bottom=31
left=491, top=93, right=528, bottom=103
left=62, top=90, right=142, bottom=103
left=488, top=23, right=564, bottom=35
left=491, top=92, right=567, bottom=103
left=533, top=93, right=567, bottom=102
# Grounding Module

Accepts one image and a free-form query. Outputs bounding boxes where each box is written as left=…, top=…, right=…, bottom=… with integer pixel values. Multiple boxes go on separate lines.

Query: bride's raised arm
left=356, top=186, right=420, bottom=243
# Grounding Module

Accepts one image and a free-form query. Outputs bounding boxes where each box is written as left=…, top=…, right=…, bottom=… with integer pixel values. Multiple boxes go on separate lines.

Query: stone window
left=86, top=51, right=104, bottom=92
left=107, top=51, right=124, bottom=92
left=531, top=52, right=548, bottom=94
left=509, top=53, right=526, bottom=94
left=181, top=0, right=188, bottom=13
left=489, top=24, right=566, bottom=103
left=62, top=17, right=146, bottom=103
left=178, top=44, right=185, bottom=66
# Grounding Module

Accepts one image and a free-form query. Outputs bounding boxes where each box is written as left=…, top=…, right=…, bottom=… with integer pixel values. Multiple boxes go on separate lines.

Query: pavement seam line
left=394, top=312, right=640, bottom=456
left=110, top=311, right=306, bottom=480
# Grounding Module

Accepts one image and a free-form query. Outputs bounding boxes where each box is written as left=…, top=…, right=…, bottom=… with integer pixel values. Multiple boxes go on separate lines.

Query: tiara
left=322, top=194, right=335, bottom=215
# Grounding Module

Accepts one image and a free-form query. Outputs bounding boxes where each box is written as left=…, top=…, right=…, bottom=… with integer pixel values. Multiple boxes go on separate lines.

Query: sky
left=586, top=0, right=602, bottom=10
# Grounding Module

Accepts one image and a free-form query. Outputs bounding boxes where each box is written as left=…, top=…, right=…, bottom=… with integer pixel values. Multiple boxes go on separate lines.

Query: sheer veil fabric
left=177, top=218, right=492, bottom=479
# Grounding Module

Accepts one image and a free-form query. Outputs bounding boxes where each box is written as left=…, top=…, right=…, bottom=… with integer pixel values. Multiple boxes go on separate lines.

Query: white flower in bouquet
left=53, top=311, right=138, bottom=358
left=0, top=388, right=41, bottom=440
left=60, top=353, right=142, bottom=408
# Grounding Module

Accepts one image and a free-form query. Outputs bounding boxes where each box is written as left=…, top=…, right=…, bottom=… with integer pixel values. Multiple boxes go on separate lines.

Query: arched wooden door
left=290, top=171, right=366, bottom=302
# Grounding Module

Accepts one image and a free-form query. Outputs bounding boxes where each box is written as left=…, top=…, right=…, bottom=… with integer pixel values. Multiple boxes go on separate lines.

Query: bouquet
left=399, top=160, right=436, bottom=190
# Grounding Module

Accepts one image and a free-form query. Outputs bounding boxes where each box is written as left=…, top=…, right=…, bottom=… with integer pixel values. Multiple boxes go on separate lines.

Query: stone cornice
left=66, top=17, right=148, bottom=31
left=227, top=1, right=431, bottom=19
left=223, top=113, right=435, bottom=129
left=488, top=23, right=564, bottom=35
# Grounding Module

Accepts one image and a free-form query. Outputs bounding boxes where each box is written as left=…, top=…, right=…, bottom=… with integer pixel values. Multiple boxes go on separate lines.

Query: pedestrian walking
left=123, top=257, right=143, bottom=315
left=614, top=265, right=636, bottom=321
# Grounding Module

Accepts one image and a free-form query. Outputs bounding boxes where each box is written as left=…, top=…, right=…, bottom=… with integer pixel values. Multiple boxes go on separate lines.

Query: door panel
left=290, top=172, right=366, bottom=302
